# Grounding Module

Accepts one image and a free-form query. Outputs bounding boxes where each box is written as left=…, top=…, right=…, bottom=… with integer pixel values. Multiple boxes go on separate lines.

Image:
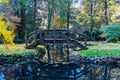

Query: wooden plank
left=44, top=38, right=74, bottom=40
left=43, top=40, right=74, bottom=43
left=43, top=29, right=69, bottom=32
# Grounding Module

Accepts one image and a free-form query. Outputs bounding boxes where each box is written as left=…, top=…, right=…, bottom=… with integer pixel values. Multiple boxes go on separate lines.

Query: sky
left=72, top=0, right=83, bottom=8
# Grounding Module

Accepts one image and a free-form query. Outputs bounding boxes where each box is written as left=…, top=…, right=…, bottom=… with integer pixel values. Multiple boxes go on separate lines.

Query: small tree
left=0, top=15, right=15, bottom=44
left=0, top=0, right=9, bottom=3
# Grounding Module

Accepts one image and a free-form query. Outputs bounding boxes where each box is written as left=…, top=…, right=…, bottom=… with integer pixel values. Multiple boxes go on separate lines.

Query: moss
left=35, top=45, right=46, bottom=59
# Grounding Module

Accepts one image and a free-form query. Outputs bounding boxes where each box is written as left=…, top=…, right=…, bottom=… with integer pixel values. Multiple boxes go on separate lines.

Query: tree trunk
left=67, top=0, right=70, bottom=30
left=47, top=0, right=52, bottom=29
left=33, top=0, right=37, bottom=29
left=18, top=9, right=25, bottom=41
left=90, top=0, right=94, bottom=33
left=104, top=0, right=108, bottom=25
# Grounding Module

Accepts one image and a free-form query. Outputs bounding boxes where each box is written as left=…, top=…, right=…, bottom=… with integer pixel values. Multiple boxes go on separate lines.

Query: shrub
left=0, top=15, right=15, bottom=44
left=100, top=22, right=120, bottom=43
left=35, top=46, right=46, bottom=59
left=107, top=37, right=118, bottom=43
left=92, top=29, right=102, bottom=40
left=84, top=30, right=92, bottom=40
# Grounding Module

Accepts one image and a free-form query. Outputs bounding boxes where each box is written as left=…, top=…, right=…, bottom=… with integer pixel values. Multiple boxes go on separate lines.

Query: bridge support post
left=47, top=45, right=51, bottom=63
left=104, top=67, right=110, bottom=80
left=25, top=34, right=28, bottom=48
left=84, top=34, right=87, bottom=48
left=90, top=68, right=94, bottom=80
left=67, top=44, right=69, bottom=62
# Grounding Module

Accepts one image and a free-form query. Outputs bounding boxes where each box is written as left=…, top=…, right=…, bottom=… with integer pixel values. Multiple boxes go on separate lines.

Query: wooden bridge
left=25, top=28, right=88, bottom=50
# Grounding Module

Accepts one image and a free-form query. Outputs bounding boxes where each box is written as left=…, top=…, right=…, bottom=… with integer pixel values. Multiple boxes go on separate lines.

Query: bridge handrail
left=26, top=30, right=42, bottom=37
left=57, top=31, right=71, bottom=43
left=25, top=30, right=43, bottom=48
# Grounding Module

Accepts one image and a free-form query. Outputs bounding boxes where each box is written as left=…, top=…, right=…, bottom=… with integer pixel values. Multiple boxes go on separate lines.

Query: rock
left=0, top=72, right=5, bottom=80
left=69, top=50, right=86, bottom=65
left=77, top=75, right=89, bottom=80
left=27, top=65, right=32, bottom=72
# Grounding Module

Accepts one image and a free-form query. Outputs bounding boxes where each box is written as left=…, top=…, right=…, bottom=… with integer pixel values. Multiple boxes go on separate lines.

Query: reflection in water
left=0, top=72, right=5, bottom=80
left=1, top=55, right=120, bottom=80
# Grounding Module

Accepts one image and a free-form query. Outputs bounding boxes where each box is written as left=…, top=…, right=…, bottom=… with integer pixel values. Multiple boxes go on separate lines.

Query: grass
left=0, top=44, right=37, bottom=55
left=78, top=43, right=120, bottom=56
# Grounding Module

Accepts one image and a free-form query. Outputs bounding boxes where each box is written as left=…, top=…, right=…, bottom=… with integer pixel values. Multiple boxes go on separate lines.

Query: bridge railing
left=25, top=30, right=42, bottom=48
left=68, top=30, right=88, bottom=48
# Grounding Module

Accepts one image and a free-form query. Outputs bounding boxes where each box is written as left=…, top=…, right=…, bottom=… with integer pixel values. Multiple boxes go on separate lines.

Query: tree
left=0, top=0, right=9, bottom=3
left=101, top=22, right=120, bottom=43
left=104, top=0, right=108, bottom=25
left=0, top=15, right=15, bottom=44
left=48, top=0, right=70, bottom=28
left=33, top=0, right=37, bottom=27
left=109, top=1, right=120, bottom=22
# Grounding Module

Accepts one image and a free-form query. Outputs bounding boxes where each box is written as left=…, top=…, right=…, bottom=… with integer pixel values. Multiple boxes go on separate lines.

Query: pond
left=0, top=53, right=120, bottom=80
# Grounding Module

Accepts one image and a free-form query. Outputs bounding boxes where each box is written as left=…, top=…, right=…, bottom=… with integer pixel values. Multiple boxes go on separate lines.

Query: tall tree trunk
left=67, top=0, right=70, bottom=30
left=90, top=0, right=95, bottom=40
left=18, top=9, right=25, bottom=41
left=47, top=0, right=53, bottom=29
left=33, top=0, right=37, bottom=30
left=90, top=0, right=94, bottom=33
left=67, top=0, right=70, bottom=62
left=104, top=0, right=108, bottom=25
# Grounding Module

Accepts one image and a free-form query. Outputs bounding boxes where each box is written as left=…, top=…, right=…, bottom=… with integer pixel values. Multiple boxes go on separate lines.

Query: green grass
left=0, top=44, right=37, bottom=55
left=78, top=43, right=120, bottom=56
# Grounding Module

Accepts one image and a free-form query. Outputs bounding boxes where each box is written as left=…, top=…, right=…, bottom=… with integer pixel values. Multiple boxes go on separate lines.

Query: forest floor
left=78, top=41, right=120, bottom=56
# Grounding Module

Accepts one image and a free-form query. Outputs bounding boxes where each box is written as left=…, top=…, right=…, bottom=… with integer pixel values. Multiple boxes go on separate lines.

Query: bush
left=92, top=29, right=102, bottom=40
left=35, top=46, right=46, bottom=59
left=100, top=22, right=120, bottom=42
left=107, top=37, right=118, bottom=43
left=0, top=15, right=15, bottom=44
left=84, top=30, right=92, bottom=40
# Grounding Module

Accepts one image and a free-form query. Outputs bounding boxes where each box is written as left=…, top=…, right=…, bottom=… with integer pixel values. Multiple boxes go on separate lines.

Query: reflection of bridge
left=1, top=54, right=120, bottom=80
left=25, top=28, right=88, bottom=62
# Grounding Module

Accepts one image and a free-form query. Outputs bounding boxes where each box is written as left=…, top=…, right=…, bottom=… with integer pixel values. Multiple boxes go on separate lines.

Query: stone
left=0, top=72, right=5, bottom=80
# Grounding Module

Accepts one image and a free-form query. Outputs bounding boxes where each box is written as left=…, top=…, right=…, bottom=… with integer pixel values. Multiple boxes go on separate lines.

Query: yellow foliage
left=0, top=15, right=15, bottom=45
left=109, top=4, right=120, bottom=22
left=109, top=0, right=114, bottom=4
left=0, top=0, right=9, bottom=3
left=52, top=16, right=66, bottom=28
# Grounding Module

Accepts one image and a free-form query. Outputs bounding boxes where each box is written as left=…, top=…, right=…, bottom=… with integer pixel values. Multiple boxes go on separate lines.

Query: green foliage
left=92, top=29, right=102, bottom=40
left=108, top=37, right=118, bottom=43
left=76, top=0, right=105, bottom=31
left=35, top=46, right=46, bottom=58
left=101, top=22, right=120, bottom=42
left=84, top=30, right=92, bottom=40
